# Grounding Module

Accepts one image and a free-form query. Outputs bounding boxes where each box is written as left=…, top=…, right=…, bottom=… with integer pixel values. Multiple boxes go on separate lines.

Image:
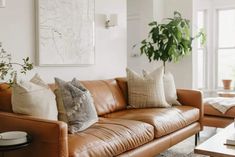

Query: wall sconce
left=0, top=0, right=6, bottom=8
left=105, top=14, right=118, bottom=29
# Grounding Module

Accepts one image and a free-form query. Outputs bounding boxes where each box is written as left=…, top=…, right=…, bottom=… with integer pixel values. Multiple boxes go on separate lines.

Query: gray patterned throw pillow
left=55, top=78, right=98, bottom=133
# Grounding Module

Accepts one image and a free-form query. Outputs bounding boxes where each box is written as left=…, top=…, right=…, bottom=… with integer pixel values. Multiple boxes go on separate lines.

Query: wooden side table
left=0, top=135, right=32, bottom=157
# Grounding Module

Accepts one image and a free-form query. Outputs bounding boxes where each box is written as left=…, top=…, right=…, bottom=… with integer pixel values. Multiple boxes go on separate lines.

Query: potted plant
left=0, top=42, right=33, bottom=85
left=140, top=11, right=206, bottom=72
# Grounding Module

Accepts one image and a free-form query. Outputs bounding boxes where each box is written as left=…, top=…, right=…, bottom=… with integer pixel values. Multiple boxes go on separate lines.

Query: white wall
left=163, top=0, right=194, bottom=88
left=213, top=0, right=235, bottom=8
left=127, top=0, right=194, bottom=88
left=127, top=0, right=166, bottom=74
left=127, top=0, right=158, bottom=74
left=0, top=0, right=127, bottom=83
left=153, top=0, right=165, bottom=21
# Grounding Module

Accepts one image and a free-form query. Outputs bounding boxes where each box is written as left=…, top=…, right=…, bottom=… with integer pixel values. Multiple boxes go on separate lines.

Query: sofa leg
left=197, top=132, right=200, bottom=139
left=195, top=132, right=200, bottom=146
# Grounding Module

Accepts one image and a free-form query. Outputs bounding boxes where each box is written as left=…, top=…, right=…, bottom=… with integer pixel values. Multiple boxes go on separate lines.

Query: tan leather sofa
left=0, top=78, right=203, bottom=157
left=203, top=104, right=235, bottom=128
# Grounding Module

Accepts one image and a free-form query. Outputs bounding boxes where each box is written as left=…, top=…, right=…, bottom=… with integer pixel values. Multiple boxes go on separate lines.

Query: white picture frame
left=36, top=0, right=95, bottom=66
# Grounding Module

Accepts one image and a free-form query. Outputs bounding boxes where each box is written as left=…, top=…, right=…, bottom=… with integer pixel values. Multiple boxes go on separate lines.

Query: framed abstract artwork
left=37, top=0, right=95, bottom=66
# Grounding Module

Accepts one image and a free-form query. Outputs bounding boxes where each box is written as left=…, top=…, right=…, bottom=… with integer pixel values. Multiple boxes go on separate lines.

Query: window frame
left=197, top=9, right=208, bottom=89
left=215, top=8, right=235, bottom=89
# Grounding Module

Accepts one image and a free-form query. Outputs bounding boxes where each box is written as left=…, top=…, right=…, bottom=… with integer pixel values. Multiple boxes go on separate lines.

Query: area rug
left=158, top=151, right=207, bottom=157
left=156, top=127, right=218, bottom=157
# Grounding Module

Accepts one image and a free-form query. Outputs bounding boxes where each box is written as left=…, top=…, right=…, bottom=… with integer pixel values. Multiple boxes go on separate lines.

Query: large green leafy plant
left=140, top=11, right=206, bottom=70
left=0, top=42, right=33, bottom=85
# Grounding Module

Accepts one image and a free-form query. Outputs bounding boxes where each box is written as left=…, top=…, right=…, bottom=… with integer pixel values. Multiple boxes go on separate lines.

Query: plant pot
left=222, top=79, right=232, bottom=90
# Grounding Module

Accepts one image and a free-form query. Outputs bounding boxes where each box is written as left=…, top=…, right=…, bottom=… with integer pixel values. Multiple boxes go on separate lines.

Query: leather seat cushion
left=68, top=118, right=154, bottom=157
left=204, top=103, right=235, bottom=118
left=104, top=106, right=199, bottom=138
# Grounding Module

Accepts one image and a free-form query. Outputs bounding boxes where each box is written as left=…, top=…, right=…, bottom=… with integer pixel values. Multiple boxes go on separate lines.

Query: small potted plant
left=222, top=79, right=232, bottom=90
left=140, top=11, right=206, bottom=72
left=0, top=42, right=33, bottom=85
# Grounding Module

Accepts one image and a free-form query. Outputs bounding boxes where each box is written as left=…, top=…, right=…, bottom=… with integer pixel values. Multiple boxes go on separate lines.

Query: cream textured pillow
left=126, top=67, right=170, bottom=108
left=163, top=72, right=181, bottom=105
left=11, top=74, right=58, bottom=120
left=143, top=69, right=181, bottom=106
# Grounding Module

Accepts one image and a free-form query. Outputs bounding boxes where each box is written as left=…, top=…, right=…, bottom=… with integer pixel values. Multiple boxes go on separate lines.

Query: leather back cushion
left=115, top=77, right=128, bottom=103
left=0, top=79, right=127, bottom=116
left=81, top=79, right=127, bottom=116
left=0, top=83, right=13, bottom=113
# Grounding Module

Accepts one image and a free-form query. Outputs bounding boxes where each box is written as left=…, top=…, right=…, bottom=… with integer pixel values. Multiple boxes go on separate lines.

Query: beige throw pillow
left=11, top=74, right=58, bottom=120
left=143, top=69, right=181, bottom=106
left=126, top=67, right=170, bottom=108
left=54, top=89, right=68, bottom=123
left=163, top=72, right=181, bottom=105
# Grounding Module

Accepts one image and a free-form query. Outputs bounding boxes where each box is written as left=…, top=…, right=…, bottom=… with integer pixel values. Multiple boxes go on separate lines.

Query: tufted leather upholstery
left=115, top=78, right=128, bottom=102
left=81, top=80, right=127, bottom=116
left=0, top=83, right=13, bottom=112
left=68, top=118, right=154, bottom=157
left=0, top=78, right=203, bottom=157
left=104, top=106, right=199, bottom=138
left=203, top=103, right=235, bottom=128
left=204, top=103, right=235, bottom=118
left=0, top=111, right=68, bottom=157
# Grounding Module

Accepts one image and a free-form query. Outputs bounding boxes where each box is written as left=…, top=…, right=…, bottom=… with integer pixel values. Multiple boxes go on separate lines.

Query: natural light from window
left=218, top=9, right=235, bottom=87
left=197, top=11, right=206, bottom=89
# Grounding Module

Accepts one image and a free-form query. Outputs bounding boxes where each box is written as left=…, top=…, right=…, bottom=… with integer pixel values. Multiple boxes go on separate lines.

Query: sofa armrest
left=177, top=89, right=204, bottom=129
left=0, top=112, right=68, bottom=157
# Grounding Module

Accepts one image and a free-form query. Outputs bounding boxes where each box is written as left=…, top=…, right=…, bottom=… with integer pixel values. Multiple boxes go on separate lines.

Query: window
left=217, top=9, right=235, bottom=87
left=197, top=11, right=206, bottom=89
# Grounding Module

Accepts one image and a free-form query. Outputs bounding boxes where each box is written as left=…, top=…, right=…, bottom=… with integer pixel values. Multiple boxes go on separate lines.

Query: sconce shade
left=105, top=14, right=118, bottom=28
left=0, top=0, right=5, bottom=8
